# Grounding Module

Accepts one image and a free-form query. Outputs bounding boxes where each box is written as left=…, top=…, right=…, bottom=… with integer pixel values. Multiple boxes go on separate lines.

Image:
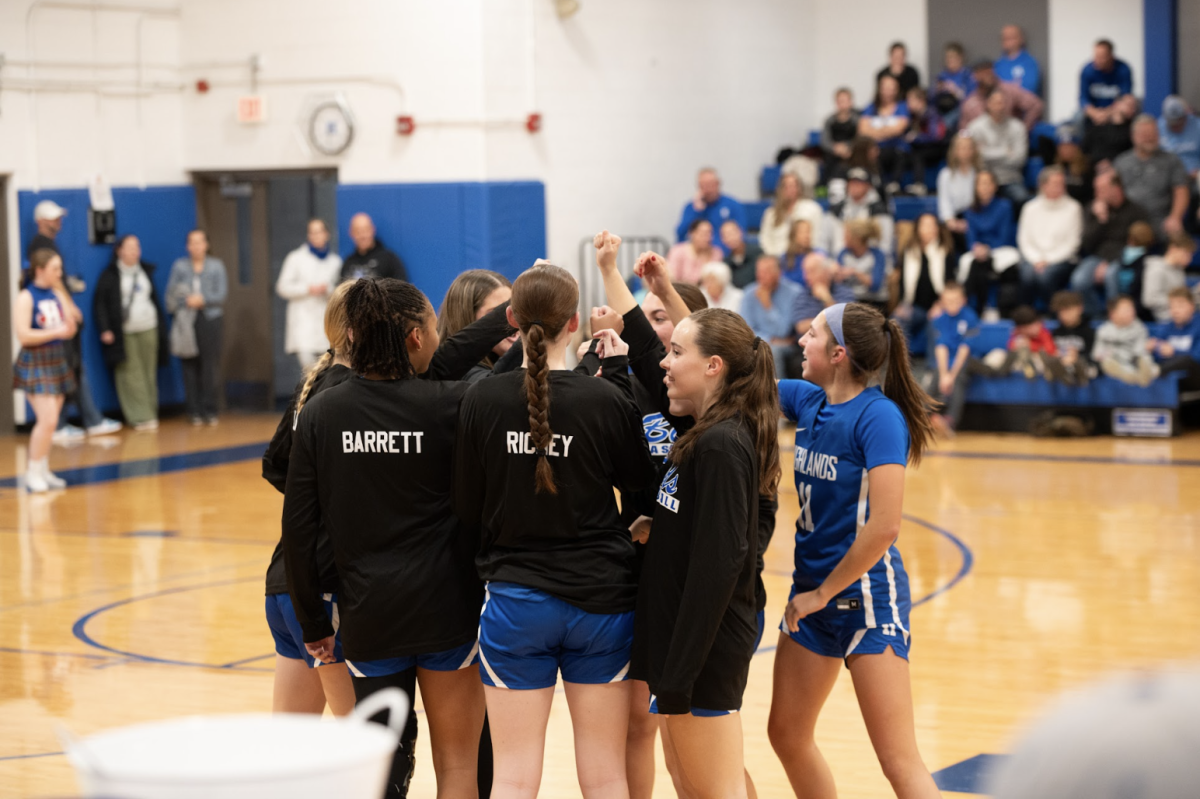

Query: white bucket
left=63, top=688, right=407, bottom=799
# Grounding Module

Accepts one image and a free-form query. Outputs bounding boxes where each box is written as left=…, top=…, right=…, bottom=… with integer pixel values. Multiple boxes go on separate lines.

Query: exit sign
left=237, top=95, right=268, bottom=124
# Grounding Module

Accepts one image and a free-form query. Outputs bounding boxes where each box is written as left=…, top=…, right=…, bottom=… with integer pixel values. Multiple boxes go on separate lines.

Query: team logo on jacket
left=642, top=413, right=676, bottom=458
left=657, top=465, right=680, bottom=513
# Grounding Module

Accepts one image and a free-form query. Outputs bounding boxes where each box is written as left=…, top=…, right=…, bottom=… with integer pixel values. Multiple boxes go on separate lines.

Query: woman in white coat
left=276, top=219, right=343, bottom=370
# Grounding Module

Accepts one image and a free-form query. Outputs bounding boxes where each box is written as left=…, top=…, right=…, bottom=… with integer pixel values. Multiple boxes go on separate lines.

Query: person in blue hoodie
left=960, top=170, right=1022, bottom=318
left=1149, top=287, right=1200, bottom=388
left=995, top=25, right=1041, bottom=95
left=1081, top=40, right=1133, bottom=125
left=675, top=168, right=747, bottom=243
left=927, top=281, right=981, bottom=435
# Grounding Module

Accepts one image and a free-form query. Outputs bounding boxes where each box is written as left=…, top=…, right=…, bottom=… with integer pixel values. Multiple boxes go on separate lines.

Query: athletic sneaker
left=87, top=419, right=123, bottom=436
left=43, top=469, right=67, bottom=489
left=134, top=419, right=159, bottom=431
left=205, top=416, right=219, bottom=427
left=24, top=469, right=49, bottom=494
left=189, top=416, right=204, bottom=427
left=52, top=425, right=86, bottom=444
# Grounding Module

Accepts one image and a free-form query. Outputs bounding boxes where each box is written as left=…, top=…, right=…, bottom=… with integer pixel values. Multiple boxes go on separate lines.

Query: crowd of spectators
left=663, top=25, right=1200, bottom=434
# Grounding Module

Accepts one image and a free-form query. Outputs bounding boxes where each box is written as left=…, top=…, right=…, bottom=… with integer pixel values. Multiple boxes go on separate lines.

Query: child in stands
left=1049, top=291, right=1096, bottom=387
left=1093, top=295, right=1159, bottom=386
left=927, top=282, right=979, bottom=434
left=1113, top=221, right=1155, bottom=319
left=1001, top=305, right=1066, bottom=381
left=1148, top=287, right=1200, bottom=388
left=1141, top=232, right=1197, bottom=323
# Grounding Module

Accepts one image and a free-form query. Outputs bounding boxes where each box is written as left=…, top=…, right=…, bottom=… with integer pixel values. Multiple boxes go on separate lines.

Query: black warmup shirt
left=453, top=360, right=659, bottom=614
left=631, top=416, right=761, bottom=714
left=283, top=376, right=480, bottom=660
left=1052, top=322, right=1096, bottom=362
left=262, top=301, right=517, bottom=598
left=620, top=305, right=778, bottom=613
left=339, top=241, right=408, bottom=283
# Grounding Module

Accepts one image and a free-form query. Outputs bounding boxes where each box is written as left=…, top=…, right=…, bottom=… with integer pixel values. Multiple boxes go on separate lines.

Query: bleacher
left=737, top=125, right=1200, bottom=436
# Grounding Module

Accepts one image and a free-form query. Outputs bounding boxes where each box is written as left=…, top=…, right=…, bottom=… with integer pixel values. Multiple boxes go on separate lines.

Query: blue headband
left=824, top=303, right=848, bottom=347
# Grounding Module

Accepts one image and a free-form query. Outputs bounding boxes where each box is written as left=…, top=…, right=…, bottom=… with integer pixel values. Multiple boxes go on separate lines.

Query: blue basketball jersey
left=778, top=380, right=911, bottom=631
left=27, top=285, right=66, bottom=331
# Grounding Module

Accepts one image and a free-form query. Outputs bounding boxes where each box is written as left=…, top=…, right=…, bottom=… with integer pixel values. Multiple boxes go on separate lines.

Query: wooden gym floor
left=1, top=415, right=1199, bottom=797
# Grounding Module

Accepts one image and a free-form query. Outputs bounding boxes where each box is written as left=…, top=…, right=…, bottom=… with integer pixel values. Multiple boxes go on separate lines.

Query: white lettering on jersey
left=793, top=445, right=839, bottom=481
left=504, top=431, right=575, bottom=457
left=35, top=298, right=65, bottom=330
left=341, top=430, right=424, bottom=454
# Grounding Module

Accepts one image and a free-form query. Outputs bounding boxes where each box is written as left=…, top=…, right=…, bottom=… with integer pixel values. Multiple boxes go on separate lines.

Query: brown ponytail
left=296, top=280, right=353, bottom=415
left=669, top=309, right=781, bottom=496
left=509, top=263, right=579, bottom=494
left=835, top=303, right=936, bottom=465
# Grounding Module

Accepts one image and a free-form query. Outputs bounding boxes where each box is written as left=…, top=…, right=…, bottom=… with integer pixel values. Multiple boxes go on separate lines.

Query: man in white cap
left=27, top=200, right=122, bottom=441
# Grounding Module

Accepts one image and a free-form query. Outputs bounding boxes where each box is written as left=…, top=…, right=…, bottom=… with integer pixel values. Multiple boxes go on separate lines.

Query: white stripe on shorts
left=458, top=639, right=480, bottom=670
left=346, top=659, right=366, bottom=678
left=844, top=628, right=867, bottom=657
left=477, top=584, right=508, bottom=688
left=609, top=660, right=630, bottom=682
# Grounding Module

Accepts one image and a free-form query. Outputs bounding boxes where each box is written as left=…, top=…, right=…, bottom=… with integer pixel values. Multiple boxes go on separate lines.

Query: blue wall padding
left=335, top=180, right=547, bottom=309
left=966, top=372, right=1182, bottom=408
left=18, top=186, right=196, bottom=415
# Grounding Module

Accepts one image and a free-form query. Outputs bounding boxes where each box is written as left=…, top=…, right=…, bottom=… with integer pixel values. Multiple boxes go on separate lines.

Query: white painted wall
left=810, top=0, right=928, bottom=125
left=1047, top=0, right=1145, bottom=122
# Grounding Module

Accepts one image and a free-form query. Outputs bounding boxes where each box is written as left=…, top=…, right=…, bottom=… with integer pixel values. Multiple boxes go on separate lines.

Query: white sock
left=29, top=458, right=48, bottom=476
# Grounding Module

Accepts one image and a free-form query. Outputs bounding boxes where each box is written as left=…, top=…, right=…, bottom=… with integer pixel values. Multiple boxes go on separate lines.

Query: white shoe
left=87, top=419, right=123, bottom=436
left=25, top=470, right=49, bottom=493
left=52, top=425, right=86, bottom=444
left=43, top=469, right=67, bottom=489
left=134, top=419, right=160, bottom=431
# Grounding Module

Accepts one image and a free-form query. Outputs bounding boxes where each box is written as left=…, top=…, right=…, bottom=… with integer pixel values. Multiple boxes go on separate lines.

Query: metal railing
left=576, top=235, right=670, bottom=313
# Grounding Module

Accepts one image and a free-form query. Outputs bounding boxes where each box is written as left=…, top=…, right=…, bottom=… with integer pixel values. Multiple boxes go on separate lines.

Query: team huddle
left=261, top=231, right=941, bottom=799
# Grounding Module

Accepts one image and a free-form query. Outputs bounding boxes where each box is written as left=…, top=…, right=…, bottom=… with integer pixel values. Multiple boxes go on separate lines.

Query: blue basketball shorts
left=265, top=592, right=344, bottom=668
left=345, top=638, right=480, bottom=679
left=477, top=582, right=634, bottom=690
left=648, top=609, right=765, bottom=717
left=780, top=591, right=911, bottom=663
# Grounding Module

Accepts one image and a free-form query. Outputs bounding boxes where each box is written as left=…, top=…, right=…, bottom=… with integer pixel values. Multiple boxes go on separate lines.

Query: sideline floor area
left=2, top=416, right=1199, bottom=797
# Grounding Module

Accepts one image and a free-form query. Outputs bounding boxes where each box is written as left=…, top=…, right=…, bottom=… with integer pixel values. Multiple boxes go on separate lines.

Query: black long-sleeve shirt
left=453, top=359, right=659, bottom=614
left=266, top=301, right=515, bottom=601
left=339, top=240, right=408, bottom=283
left=631, top=417, right=761, bottom=714
left=283, top=376, right=481, bottom=659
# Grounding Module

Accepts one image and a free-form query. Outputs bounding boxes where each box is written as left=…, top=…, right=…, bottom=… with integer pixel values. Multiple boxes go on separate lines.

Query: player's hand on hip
left=784, top=590, right=825, bottom=632
left=305, top=635, right=337, bottom=664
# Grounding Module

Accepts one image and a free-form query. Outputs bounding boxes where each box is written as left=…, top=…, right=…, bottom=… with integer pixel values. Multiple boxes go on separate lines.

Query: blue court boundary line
left=0, top=441, right=271, bottom=489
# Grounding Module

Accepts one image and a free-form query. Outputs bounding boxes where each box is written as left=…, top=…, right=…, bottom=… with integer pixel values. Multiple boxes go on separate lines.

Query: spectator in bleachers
left=894, top=213, right=953, bottom=343
left=1114, top=114, right=1190, bottom=238
left=1050, top=291, right=1096, bottom=386
left=960, top=60, right=1044, bottom=131
left=780, top=219, right=819, bottom=283
left=1092, top=295, right=1159, bottom=386
left=758, top=172, right=825, bottom=258
left=675, top=167, right=746, bottom=243
left=991, top=305, right=1065, bottom=381
left=859, top=74, right=911, bottom=195
left=740, top=255, right=802, bottom=379
left=340, top=213, right=407, bottom=282
left=699, top=260, right=743, bottom=313
left=1017, top=166, right=1083, bottom=306
left=667, top=218, right=723, bottom=285
left=995, top=25, right=1041, bottom=95
left=832, top=136, right=887, bottom=204
left=1115, top=221, right=1156, bottom=319
left=1141, top=231, right=1197, bottom=322
left=821, top=88, right=861, bottom=179
left=1081, top=39, right=1134, bottom=126
left=719, top=219, right=762, bottom=289
left=960, top=170, right=1022, bottom=318
left=927, top=281, right=980, bottom=435
left=1071, top=171, right=1150, bottom=316
left=1049, top=126, right=1095, bottom=205
left=1149, top=286, right=1200, bottom=387
left=825, top=167, right=895, bottom=262
left=938, top=132, right=982, bottom=243
left=876, top=41, right=920, bottom=97
left=789, top=253, right=856, bottom=337
left=933, top=42, right=975, bottom=132
left=1082, top=94, right=1137, bottom=168
left=1159, top=96, right=1200, bottom=179
left=836, top=219, right=889, bottom=306
left=903, top=87, right=947, bottom=195
left=968, top=89, right=1030, bottom=205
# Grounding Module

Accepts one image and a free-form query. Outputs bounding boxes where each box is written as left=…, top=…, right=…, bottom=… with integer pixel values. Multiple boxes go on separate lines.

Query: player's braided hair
left=296, top=280, right=353, bottom=415
left=344, top=278, right=430, bottom=380
left=510, top=263, right=578, bottom=494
